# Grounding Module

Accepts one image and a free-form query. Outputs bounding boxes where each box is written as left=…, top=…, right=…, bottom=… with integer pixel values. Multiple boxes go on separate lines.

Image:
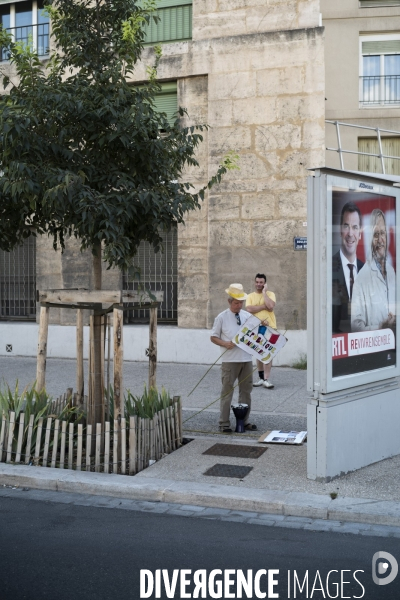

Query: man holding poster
left=210, top=284, right=257, bottom=433
left=351, top=208, right=396, bottom=332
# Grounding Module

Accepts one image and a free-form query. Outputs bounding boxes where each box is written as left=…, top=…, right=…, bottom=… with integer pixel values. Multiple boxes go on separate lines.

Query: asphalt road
left=1, top=493, right=399, bottom=600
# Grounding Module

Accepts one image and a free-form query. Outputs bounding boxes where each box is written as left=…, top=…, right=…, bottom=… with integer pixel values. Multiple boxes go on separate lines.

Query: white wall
left=0, top=323, right=306, bottom=366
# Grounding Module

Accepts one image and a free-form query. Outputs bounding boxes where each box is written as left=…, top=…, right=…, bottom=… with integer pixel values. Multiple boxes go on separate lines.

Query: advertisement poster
left=233, top=315, right=287, bottom=364
left=332, top=187, right=396, bottom=377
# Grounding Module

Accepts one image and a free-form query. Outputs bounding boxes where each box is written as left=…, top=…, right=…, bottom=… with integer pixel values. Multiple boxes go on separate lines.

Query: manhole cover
left=203, top=464, right=253, bottom=479
left=203, top=444, right=266, bottom=459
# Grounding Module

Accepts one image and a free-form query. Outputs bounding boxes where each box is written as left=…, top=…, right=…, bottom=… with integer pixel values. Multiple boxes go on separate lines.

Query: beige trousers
left=219, top=361, right=253, bottom=427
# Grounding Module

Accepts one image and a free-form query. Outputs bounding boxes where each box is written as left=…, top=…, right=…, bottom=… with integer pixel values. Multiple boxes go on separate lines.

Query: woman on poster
left=351, top=208, right=396, bottom=332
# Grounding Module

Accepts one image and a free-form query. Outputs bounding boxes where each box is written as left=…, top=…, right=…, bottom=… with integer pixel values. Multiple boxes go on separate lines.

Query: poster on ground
left=259, top=430, right=307, bottom=445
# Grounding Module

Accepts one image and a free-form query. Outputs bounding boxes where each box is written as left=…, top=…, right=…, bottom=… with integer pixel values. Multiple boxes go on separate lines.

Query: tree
left=0, top=0, right=234, bottom=425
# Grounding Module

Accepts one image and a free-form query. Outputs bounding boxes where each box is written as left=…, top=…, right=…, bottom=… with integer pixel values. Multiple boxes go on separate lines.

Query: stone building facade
left=0, top=0, right=326, bottom=362
left=131, top=0, right=325, bottom=333
left=323, top=0, right=400, bottom=174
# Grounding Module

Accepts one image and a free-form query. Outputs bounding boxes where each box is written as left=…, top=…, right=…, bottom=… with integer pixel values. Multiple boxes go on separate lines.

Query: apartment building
left=323, top=0, right=400, bottom=174
left=0, top=0, right=325, bottom=362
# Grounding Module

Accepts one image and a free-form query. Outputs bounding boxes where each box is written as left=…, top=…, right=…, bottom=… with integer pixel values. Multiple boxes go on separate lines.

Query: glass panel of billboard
left=330, top=181, right=398, bottom=381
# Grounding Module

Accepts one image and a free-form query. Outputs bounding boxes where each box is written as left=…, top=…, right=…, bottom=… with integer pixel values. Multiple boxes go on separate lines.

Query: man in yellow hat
left=210, top=284, right=257, bottom=433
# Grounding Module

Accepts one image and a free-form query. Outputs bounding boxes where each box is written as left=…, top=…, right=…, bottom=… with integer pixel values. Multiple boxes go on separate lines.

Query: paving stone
left=202, top=507, right=232, bottom=516
left=304, top=522, right=337, bottom=532
left=247, top=518, right=276, bottom=527
left=258, top=513, right=286, bottom=522
left=179, top=504, right=207, bottom=512
left=284, top=516, right=314, bottom=524
left=313, top=518, right=342, bottom=528
left=220, top=515, right=252, bottom=523
left=228, top=510, right=259, bottom=519
left=166, top=509, right=197, bottom=517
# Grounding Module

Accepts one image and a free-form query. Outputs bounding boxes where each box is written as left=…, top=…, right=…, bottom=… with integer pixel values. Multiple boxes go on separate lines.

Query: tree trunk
left=88, top=241, right=105, bottom=452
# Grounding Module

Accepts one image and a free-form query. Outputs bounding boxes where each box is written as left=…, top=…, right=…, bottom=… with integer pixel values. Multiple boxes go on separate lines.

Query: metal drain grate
left=203, top=444, right=266, bottom=459
left=203, top=464, right=253, bottom=479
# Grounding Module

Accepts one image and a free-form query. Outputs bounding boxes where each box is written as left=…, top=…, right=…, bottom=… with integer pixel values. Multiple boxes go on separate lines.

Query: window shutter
left=358, top=137, right=400, bottom=175
left=362, top=40, right=400, bottom=54
left=153, top=82, right=178, bottom=125
left=144, top=0, right=192, bottom=44
left=360, top=1, right=400, bottom=7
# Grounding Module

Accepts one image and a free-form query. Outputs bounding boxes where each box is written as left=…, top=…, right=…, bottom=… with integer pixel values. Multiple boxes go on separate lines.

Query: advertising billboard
left=332, top=187, right=396, bottom=377
left=308, top=169, right=400, bottom=394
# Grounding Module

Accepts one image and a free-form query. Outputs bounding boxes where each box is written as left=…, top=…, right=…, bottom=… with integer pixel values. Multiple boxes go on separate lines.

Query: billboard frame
left=307, top=167, right=400, bottom=396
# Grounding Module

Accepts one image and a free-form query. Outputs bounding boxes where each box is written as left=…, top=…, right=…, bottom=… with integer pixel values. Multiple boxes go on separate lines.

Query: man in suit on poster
left=332, top=201, right=364, bottom=333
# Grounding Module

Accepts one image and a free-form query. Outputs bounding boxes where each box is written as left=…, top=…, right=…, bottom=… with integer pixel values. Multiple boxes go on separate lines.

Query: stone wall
left=36, top=236, right=120, bottom=325
left=34, top=0, right=325, bottom=330
left=133, top=10, right=325, bottom=330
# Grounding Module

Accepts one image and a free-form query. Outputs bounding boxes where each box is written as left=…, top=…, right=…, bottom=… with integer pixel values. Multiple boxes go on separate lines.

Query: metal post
left=335, top=121, right=344, bottom=170
left=376, top=128, right=386, bottom=175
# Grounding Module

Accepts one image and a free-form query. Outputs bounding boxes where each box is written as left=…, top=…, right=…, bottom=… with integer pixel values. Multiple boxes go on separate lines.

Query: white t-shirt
left=211, top=308, right=253, bottom=362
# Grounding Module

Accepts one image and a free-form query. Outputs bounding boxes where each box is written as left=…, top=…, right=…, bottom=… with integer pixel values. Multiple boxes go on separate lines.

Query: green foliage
left=292, top=353, right=307, bottom=370
left=107, top=384, right=174, bottom=420
left=0, top=0, right=230, bottom=269
left=0, top=381, right=81, bottom=460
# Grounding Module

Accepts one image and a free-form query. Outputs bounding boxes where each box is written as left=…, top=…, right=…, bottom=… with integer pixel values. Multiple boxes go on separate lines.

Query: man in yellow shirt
left=246, top=273, right=276, bottom=389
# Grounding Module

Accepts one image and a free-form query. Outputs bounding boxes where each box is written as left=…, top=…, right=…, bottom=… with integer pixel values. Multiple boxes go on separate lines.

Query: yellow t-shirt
left=246, top=291, right=277, bottom=329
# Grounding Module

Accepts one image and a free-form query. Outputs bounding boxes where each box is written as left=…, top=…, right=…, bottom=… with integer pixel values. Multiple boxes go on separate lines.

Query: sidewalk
left=1, top=357, right=400, bottom=527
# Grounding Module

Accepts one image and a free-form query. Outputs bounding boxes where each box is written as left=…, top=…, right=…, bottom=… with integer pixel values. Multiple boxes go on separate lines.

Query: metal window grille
left=0, top=23, right=49, bottom=61
left=0, top=237, right=37, bottom=320
left=123, top=228, right=178, bottom=324
left=360, top=75, right=400, bottom=105
left=326, top=120, right=400, bottom=174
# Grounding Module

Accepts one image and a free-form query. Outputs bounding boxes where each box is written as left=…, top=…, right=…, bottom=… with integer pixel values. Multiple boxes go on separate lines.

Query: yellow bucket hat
left=225, top=283, right=247, bottom=300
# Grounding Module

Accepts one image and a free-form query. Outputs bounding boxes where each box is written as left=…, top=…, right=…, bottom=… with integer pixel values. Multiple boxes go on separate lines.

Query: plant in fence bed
left=0, top=382, right=182, bottom=475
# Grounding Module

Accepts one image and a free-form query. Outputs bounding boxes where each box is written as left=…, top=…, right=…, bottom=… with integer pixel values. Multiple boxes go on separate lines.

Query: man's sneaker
left=253, top=379, right=264, bottom=387
left=263, top=379, right=274, bottom=389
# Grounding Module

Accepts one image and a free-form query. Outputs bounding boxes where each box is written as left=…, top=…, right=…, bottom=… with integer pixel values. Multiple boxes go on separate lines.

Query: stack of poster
left=258, top=430, right=307, bottom=445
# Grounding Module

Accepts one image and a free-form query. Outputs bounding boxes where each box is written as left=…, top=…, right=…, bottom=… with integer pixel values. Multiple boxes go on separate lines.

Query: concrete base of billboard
left=307, top=378, right=400, bottom=481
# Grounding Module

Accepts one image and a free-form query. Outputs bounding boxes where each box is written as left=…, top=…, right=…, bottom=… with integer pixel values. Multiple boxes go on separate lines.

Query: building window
left=0, top=237, right=36, bottom=320
left=358, top=137, right=400, bottom=175
left=123, top=227, right=178, bottom=324
left=124, top=83, right=178, bottom=324
left=153, top=81, right=178, bottom=126
left=0, top=1, right=49, bottom=61
left=144, top=0, right=192, bottom=45
left=360, top=35, right=400, bottom=105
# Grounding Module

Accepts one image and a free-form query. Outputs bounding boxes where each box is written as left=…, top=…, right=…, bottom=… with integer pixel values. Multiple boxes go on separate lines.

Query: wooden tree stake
left=37, top=306, right=50, bottom=392
left=76, top=308, right=84, bottom=407
left=149, top=305, right=157, bottom=389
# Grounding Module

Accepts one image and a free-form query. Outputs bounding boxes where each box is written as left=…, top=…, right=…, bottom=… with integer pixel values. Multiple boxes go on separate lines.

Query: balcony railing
left=360, top=75, right=400, bottom=105
left=1, top=23, right=49, bottom=61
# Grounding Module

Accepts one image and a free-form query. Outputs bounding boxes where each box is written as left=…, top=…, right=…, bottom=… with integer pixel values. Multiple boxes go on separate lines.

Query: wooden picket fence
left=0, top=397, right=182, bottom=475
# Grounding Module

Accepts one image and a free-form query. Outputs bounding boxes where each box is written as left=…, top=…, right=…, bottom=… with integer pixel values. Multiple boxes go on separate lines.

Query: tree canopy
left=0, top=0, right=233, bottom=269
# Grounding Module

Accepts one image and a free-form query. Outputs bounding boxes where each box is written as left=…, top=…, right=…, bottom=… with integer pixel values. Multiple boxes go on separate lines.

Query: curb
left=1, top=464, right=400, bottom=527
